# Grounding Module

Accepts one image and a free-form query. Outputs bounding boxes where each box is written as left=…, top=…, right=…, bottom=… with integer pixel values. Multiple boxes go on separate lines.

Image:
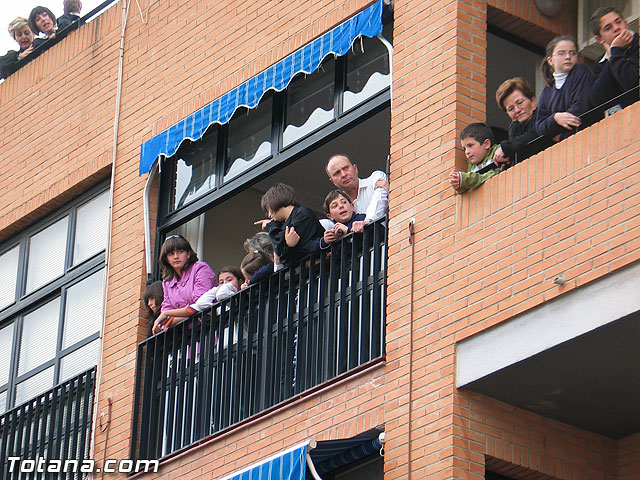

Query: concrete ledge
left=456, top=261, right=640, bottom=388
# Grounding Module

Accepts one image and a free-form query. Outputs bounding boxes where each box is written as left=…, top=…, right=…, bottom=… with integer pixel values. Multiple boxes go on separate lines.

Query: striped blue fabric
left=219, top=444, right=307, bottom=480
left=139, top=0, right=383, bottom=175
left=310, top=433, right=382, bottom=474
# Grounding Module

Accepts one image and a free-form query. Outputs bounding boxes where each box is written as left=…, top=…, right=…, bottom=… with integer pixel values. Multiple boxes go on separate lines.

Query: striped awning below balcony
left=309, top=429, right=384, bottom=474
left=218, top=443, right=308, bottom=480
left=139, top=0, right=383, bottom=175
left=215, top=431, right=384, bottom=480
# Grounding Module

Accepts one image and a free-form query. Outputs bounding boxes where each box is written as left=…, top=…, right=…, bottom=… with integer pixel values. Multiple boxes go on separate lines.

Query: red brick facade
left=0, top=0, right=638, bottom=478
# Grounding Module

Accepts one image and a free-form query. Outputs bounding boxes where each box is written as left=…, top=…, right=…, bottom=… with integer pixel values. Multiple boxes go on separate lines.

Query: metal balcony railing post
left=132, top=217, right=387, bottom=460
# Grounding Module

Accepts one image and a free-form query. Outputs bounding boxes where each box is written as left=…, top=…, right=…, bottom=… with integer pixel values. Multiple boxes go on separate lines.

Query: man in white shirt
left=325, top=154, right=388, bottom=233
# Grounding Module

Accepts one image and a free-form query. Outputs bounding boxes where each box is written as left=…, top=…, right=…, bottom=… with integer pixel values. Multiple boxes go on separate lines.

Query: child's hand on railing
left=152, top=312, right=171, bottom=334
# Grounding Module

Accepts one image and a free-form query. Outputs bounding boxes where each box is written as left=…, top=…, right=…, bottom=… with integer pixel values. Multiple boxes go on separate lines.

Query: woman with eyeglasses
left=153, top=234, right=216, bottom=333
left=493, top=77, right=539, bottom=167
left=536, top=35, right=593, bottom=142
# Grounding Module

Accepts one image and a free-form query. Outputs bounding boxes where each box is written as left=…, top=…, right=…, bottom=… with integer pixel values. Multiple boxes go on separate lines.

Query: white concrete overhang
left=456, top=261, right=640, bottom=439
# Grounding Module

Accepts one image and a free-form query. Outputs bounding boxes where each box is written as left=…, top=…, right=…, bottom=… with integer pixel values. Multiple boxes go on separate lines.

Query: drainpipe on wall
left=92, top=0, right=131, bottom=464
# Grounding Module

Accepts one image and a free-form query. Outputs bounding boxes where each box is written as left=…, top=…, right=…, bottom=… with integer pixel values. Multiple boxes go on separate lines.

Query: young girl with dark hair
left=157, top=234, right=216, bottom=321
left=536, top=36, right=593, bottom=142
left=240, top=250, right=274, bottom=288
left=152, top=266, right=242, bottom=334
left=143, top=281, right=163, bottom=336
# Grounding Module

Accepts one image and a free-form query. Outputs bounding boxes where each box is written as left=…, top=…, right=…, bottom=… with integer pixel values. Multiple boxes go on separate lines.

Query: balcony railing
left=0, top=367, right=96, bottom=480
left=2, top=0, right=118, bottom=80
left=514, top=86, right=639, bottom=164
left=132, top=218, right=387, bottom=460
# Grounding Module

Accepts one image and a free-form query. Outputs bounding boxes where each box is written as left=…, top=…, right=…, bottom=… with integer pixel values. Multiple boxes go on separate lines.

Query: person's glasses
left=506, top=98, right=529, bottom=114
left=553, top=50, right=577, bottom=57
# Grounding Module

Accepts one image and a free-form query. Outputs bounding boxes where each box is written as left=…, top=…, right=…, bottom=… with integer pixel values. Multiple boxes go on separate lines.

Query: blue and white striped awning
left=139, top=0, right=383, bottom=175
left=309, top=430, right=383, bottom=474
left=218, top=443, right=308, bottom=480
left=216, top=431, right=383, bottom=480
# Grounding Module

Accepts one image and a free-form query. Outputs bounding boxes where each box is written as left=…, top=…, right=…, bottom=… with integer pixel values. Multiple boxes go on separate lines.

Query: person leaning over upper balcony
left=493, top=77, right=539, bottom=167
left=311, top=189, right=366, bottom=251
left=153, top=266, right=242, bottom=334
left=58, top=0, right=82, bottom=30
left=536, top=35, right=593, bottom=142
left=256, top=183, right=325, bottom=269
left=325, top=154, right=388, bottom=233
left=588, top=6, right=639, bottom=111
left=0, top=17, right=35, bottom=79
left=143, top=281, right=163, bottom=336
left=448, top=123, right=500, bottom=194
left=29, top=6, right=58, bottom=48
left=158, top=234, right=216, bottom=323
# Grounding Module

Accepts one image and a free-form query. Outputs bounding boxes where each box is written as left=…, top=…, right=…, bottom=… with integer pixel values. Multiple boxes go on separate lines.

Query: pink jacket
left=161, top=262, right=217, bottom=311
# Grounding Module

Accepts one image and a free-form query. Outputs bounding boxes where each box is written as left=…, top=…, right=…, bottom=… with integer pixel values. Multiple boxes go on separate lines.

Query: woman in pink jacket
left=153, top=234, right=216, bottom=333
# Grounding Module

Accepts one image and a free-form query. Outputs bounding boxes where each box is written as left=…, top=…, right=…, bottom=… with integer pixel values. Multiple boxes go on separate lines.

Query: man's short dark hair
left=260, top=183, right=299, bottom=214
left=460, top=123, right=494, bottom=145
left=323, top=189, right=352, bottom=214
left=28, top=6, right=56, bottom=35
left=589, top=7, right=620, bottom=36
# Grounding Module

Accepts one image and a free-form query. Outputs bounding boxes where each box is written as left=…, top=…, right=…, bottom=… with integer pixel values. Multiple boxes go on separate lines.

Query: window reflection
left=74, top=191, right=109, bottom=265
left=15, top=366, right=54, bottom=406
left=0, top=245, right=20, bottom=310
left=173, top=130, right=218, bottom=210
left=343, top=36, right=390, bottom=112
left=60, top=339, right=100, bottom=383
left=62, top=269, right=104, bottom=349
left=224, top=95, right=273, bottom=183
left=18, top=298, right=60, bottom=375
left=0, top=322, right=14, bottom=386
left=26, top=217, right=68, bottom=294
left=283, top=57, right=335, bottom=147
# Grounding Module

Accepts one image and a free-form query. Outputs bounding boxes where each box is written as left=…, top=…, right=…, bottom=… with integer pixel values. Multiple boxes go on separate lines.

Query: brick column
left=385, top=1, right=488, bottom=478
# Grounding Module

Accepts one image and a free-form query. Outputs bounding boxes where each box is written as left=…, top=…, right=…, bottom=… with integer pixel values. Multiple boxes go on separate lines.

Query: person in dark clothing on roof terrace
left=58, top=0, right=83, bottom=30
left=0, top=17, right=35, bottom=79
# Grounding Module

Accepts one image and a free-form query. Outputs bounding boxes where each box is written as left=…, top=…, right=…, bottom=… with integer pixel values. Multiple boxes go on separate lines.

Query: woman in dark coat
left=0, top=17, right=35, bottom=79
left=493, top=77, right=539, bottom=167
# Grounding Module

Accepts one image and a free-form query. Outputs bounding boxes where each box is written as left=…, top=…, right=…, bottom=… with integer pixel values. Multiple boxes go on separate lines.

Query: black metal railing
left=131, top=218, right=387, bottom=460
left=0, top=367, right=96, bottom=480
left=2, top=0, right=118, bottom=80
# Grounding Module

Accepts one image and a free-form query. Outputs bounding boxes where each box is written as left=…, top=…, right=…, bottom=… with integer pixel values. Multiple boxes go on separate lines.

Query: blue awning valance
left=139, top=0, right=383, bottom=175
left=308, top=430, right=383, bottom=474
left=218, top=443, right=307, bottom=480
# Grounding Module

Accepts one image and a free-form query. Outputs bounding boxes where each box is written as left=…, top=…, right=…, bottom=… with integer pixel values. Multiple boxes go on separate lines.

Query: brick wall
left=618, top=433, right=640, bottom=480
left=93, top=0, right=378, bottom=475
left=0, top=6, right=120, bottom=241
left=387, top=0, right=640, bottom=478
left=1, top=0, right=383, bottom=477
left=133, top=364, right=385, bottom=479
left=1, top=0, right=638, bottom=478
left=487, top=0, right=577, bottom=47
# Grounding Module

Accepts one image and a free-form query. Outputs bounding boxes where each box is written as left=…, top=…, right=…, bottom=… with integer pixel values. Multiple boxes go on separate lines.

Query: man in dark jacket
left=588, top=7, right=639, bottom=110
left=58, top=0, right=83, bottom=30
